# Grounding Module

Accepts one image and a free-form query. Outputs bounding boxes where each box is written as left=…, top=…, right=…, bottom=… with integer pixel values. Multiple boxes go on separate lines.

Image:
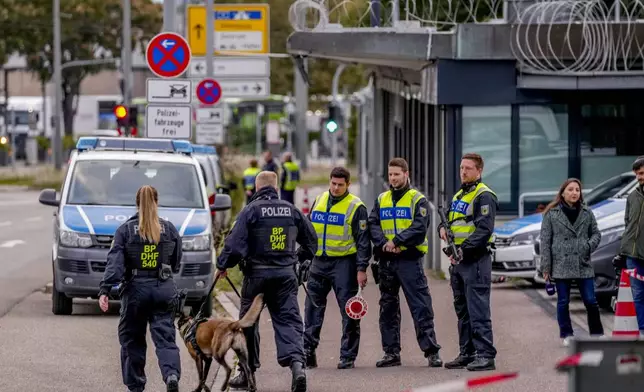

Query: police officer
left=216, top=171, right=317, bottom=392
left=303, top=167, right=371, bottom=370
left=98, top=185, right=182, bottom=392
left=280, top=152, right=301, bottom=204
left=438, top=152, right=497, bottom=371
left=368, top=157, right=442, bottom=368
left=243, top=158, right=261, bottom=203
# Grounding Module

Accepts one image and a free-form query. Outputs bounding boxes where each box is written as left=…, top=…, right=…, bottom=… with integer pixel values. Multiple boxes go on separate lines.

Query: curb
left=43, top=282, right=53, bottom=294
left=0, top=185, right=29, bottom=192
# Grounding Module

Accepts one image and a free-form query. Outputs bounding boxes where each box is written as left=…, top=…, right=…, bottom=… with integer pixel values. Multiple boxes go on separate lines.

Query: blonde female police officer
left=99, top=185, right=183, bottom=392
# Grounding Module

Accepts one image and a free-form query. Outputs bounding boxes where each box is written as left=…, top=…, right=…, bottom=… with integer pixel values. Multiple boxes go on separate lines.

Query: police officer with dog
left=368, top=157, right=443, bottom=368
left=303, top=167, right=371, bottom=370
left=438, top=152, right=497, bottom=371
left=215, top=171, right=318, bottom=392
left=98, top=185, right=182, bottom=392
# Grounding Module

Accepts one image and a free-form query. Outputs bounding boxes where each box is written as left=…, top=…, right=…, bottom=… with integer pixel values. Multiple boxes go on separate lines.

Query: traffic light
left=325, top=103, right=340, bottom=133
left=114, top=104, right=128, bottom=131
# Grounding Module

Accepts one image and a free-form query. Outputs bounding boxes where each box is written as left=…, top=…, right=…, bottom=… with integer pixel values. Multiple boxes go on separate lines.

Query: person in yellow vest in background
left=368, top=157, right=442, bottom=369
left=280, top=152, right=300, bottom=204
left=303, top=167, right=371, bottom=370
left=243, top=159, right=261, bottom=203
left=438, top=152, right=498, bottom=372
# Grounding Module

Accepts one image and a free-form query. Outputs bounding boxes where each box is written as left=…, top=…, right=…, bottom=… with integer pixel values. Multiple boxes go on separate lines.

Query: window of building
left=580, top=104, right=644, bottom=188
left=462, top=106, right=512, bottom=202
left=518, top=104, right=569, bottom=214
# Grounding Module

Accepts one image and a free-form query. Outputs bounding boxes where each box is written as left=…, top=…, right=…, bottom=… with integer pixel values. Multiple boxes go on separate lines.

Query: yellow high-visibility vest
left=378, top=189, right=429, bottom=254
left=310, top=191, right=364, bottom=257
left=243, top=167, right=261, bottom=190
left=282, top=161, right=300, bottom=191
left=448, top=182, right=496, bottom=245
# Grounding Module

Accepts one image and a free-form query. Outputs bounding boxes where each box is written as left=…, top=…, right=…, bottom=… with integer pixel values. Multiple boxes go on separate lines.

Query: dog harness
left=184, top=317, right=209, bottom=360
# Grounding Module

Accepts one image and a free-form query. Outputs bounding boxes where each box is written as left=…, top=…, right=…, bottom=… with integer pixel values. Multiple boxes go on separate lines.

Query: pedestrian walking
left=539, top=178, right=604, bottom=346
left=98, top=185, right=183, bottom=392
left=303, top=167, right=371, bottom=370
left=216, top=171, right=318, bottom=392
left=368, top=157, right=442, bottom=368
left=615, top=156, right=644, bottom=336
left=439, top=153, right=497, bottom=371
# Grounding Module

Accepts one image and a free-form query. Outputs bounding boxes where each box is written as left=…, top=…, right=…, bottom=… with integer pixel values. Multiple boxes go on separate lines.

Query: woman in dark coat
left=539, top=178, right=604, bottom=346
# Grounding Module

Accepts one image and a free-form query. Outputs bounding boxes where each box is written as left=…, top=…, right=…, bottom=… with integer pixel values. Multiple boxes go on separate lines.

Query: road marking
left=0, top=239, right=26, bottom=248
left=0, top=221, right=11, bottom=227
left=25, top=216, right=42, bottom=222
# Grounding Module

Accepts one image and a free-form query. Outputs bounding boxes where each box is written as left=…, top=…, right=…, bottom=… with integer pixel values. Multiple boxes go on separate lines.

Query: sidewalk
left=221, top=273, right=569, bottom=392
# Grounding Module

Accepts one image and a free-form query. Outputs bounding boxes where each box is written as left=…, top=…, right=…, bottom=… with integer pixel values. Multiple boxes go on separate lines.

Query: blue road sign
left=146, top=32, right=192, bottom=78
left=196, top=78, right=222, bottom=105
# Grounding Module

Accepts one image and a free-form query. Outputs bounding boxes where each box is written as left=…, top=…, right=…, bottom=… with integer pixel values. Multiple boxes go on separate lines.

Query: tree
left=14, top=0, right=162, bottom=136
left=0, top=1, right=24, bottom=75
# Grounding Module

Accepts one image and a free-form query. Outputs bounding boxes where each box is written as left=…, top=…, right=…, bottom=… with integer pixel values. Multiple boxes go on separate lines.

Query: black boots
left=337, top=358, right=355, bottom=369
left=444, top=354, right=476, bottom=369
left=376, top=353, right=401, bottom=368
left=228, top=370, right=249, bottom=389
left=166, top=374, right=179, bottom=392
left=426, top=353, right=443, bottom=368
left=305, top=350, right=317, bottom=368
left=466, top=357, right=496, bottom=371
left=291, top=361, right=307, bottom=392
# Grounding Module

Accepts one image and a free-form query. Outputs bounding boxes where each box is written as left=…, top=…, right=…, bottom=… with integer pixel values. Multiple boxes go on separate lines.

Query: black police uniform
left=439, top=180, right=498, bottom=371
left=98, top=214, right=183, bottom=392
left=216, top=186, right=317, bottom=392
left=303, top=192, right=372, bottom=369
left=368, top=184, right=442, bottom=368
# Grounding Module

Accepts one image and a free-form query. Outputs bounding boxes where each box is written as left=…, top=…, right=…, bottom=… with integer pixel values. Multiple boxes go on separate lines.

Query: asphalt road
left=0, top=189, right=54, bottom=317
left=0, top=186, right=603, bottom=392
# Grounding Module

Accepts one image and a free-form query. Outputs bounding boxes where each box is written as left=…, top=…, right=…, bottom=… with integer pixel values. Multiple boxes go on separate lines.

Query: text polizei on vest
left=260, top=206, right=292, bottom=217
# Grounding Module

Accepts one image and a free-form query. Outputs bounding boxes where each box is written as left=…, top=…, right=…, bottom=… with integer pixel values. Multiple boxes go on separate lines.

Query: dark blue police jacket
left=216, top=187, right=318, bottom=271
left=98, top=213, right=182, bottom=296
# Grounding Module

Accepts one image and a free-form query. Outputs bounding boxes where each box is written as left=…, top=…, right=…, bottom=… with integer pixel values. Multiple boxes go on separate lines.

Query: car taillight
left=209, top=194, right=216, bottom=216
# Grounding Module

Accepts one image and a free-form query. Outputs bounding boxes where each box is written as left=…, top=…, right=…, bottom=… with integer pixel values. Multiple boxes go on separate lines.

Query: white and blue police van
left=492, top=172, right=636, bottom=284
left=38, top=137, right=232, bottom=316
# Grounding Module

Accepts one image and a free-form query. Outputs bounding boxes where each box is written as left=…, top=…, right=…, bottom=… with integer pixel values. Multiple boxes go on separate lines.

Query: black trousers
left=449, top=253, right=497, bottom=359
left=378, top=257, right=441, bottom=356
left=118, top=278, right=180, bottom=391
left=239, top=269, right=305, bottom=371
left=303, top=257, right=361, bottom=361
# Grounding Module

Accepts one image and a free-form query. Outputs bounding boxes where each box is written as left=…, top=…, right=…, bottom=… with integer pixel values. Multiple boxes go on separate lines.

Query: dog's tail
left=230, top=293, right=264, bottom=330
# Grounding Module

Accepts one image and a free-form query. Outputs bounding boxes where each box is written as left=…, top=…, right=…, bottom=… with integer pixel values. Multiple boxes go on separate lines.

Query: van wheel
left=191, top=295, right=213, bottom=318
left=52, top=283, right=73, bottom=315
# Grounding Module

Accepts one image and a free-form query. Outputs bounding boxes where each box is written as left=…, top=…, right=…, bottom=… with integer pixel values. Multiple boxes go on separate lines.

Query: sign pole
left=205, top=0, right=214, bottom=78
left=163, top=0, right=176, bottom=32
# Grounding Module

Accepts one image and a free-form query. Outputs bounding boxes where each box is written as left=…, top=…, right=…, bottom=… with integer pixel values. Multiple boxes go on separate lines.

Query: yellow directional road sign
left=186, top=4, right=270, bottom=57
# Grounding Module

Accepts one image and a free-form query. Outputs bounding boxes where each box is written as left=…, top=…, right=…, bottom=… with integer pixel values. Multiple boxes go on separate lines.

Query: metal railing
left=518, top=189, right=593, bottom=217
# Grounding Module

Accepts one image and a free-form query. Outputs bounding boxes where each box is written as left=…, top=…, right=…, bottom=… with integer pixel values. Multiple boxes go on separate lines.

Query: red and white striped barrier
left=401, top=372, right=518, bottom=392
left=555, top=350, right=604, bottom=372
left=613, top=268, right=644, bottom=337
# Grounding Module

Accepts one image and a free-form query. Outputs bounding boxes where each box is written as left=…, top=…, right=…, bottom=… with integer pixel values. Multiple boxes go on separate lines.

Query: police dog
left=177, top=294, right=264, bottom=392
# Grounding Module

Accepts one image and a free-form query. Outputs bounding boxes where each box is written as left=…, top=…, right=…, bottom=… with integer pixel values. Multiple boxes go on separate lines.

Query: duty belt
left=130, top=269, right=162, bottom=278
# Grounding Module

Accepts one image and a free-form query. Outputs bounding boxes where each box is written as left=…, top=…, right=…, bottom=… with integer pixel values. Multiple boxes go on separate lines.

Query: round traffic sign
left=146, top=32, right=191, bottom=78
left=196, top=78, right=222, bottom=105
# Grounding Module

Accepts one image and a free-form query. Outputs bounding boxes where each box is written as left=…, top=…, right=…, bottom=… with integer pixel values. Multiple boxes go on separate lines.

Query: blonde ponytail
left=136, top=185, right=161, bottom=244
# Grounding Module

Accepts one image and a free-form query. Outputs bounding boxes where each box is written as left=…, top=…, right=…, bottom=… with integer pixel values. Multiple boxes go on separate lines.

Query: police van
left=38, top=137, right=232, bottom=316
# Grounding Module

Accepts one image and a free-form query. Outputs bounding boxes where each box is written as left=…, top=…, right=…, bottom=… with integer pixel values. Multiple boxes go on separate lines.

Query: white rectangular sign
left=146, top=79, right=192, bottom=104
left=145, top=105, right=192, bottom=139
left=196, top=108, right=223, bottom=124
left=215, top=31, right=263, bottom=52
left=188, top=57, right=270, bottom=78
left=196, top=123, right=225, bottom=144
left=193, top=78, right=270, bottom=99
